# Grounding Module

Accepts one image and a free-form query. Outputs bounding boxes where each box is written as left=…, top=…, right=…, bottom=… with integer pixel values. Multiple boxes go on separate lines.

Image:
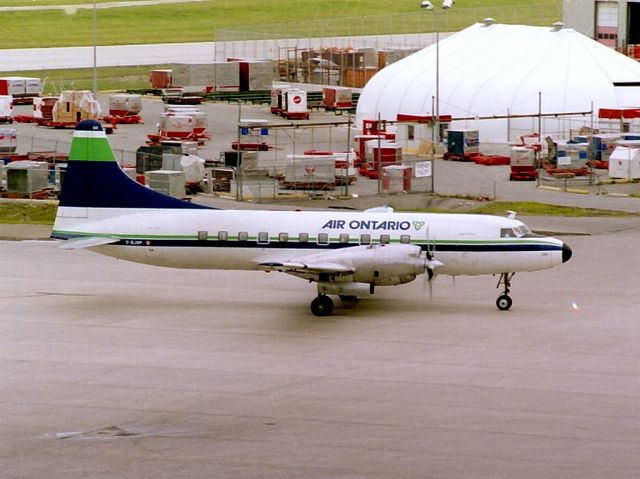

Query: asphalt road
left=1, top=215, right=639, bottom=478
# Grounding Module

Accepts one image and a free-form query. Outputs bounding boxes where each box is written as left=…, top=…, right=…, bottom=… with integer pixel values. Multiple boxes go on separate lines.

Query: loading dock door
left=595, top=1, right=618, bottom=47
left=628, top=2, right=640, bottom=44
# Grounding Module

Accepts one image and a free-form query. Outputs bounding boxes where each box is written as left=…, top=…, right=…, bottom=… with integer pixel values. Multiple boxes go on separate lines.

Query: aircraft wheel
left=496, top=294, right=513, bottom=311
left=311, top=295, right=334, bottom=317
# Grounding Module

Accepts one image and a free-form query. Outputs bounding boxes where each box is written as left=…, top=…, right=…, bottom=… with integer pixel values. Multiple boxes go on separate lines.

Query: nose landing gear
left=496, top=272, right=515, bottom=311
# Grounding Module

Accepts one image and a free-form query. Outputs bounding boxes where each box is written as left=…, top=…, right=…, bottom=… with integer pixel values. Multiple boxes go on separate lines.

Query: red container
left=149, top=70, right=172, bottom=89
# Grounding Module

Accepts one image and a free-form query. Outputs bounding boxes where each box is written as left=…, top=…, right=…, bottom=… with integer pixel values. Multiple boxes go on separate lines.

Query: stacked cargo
left=382, top=165, right=412, bottom=193
left=445, top=129, right=479, bottom=159
left=0, top=96, right=12, bottom=123
left=3, top=162, right=49, bottom=195
left=151, top=106, right=208, bottom=142
left=104, top=94, right=143, bottom=124
left=0, top=77, right=41, bottom=104
left=145, top=170, right=186, bottom=197
left=0, top=128, right=17, bottom=154
left=360, top=140, right=402, bottom=178
left=32, top=97, right=57, bottom=121
left=322, top=87, right=352, bottom=110
left=51, top=91, right=101, bottom=125
left=283, top=155, right=336, bottom=189
left=587, top=133, right=621, bottom=168
left=608, top=140, right=640, bottom=180
left=556, top=142, right=589, bottom=171
left=171, top=62, right=240, bottom=93
left=276, top=89, right=309, bottom=120
left=509, top=146, right=538, bottom=181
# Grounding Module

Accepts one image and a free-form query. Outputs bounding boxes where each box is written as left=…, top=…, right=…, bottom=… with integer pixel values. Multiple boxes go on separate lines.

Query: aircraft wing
left=258, top=260, right=355, bottom=276
left=59, top=236, right=120, bottom=250
left=258, top=249, right=356, bottom=278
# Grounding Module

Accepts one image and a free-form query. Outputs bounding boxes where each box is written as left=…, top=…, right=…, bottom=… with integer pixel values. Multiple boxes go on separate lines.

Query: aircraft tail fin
left=58, top=119, right=208, bottom=210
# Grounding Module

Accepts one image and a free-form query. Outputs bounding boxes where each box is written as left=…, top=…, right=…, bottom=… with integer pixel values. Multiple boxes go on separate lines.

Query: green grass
left=13, top=65, right=171, bottom=94
left=456, top=201, right=636, bottom=217
left=1, top=0, right=562, bottom=49
left=1, top=198, right=633, bottom=227
left=0, top=202, right=58, bottom=225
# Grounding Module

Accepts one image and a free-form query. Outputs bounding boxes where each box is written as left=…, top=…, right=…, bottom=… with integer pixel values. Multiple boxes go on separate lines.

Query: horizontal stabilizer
left=59, top=236, right=120, bottom=250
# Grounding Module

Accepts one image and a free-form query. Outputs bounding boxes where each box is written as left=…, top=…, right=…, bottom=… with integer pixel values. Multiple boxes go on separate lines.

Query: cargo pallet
left=510, top=166, right=538, bottom=181
left=279, top=111, right=310, bottom=120
left=231, top=141, right=270, bottom=151
left=103, top=114, right=143, bottom=125
left=13, top=115, right=40, bottom=123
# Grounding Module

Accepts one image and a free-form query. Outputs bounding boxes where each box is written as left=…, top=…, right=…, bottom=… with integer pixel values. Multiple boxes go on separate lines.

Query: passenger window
left=197, top=231, right=208, bottom=241
left=238, top=231, right=248, bottom=241
left=278, top=232, right=289, bottom=242
left=257, top=232, right=269, bottom=244
left=400, top=234, right=411, bottom=244
left=339, top=233, right=350, bottom=244
left=317, top=233, right=329, bottom=245
left=360, top=233, right=371, bottom=245
left=380, top=234, right=390, bottom=245
left=217, top=231, right=228, bottom=241
left=298, top=232, right=309, bottom=243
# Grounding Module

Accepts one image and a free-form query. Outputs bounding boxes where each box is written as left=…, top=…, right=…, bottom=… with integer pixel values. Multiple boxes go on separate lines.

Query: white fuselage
left=53, top=207, right=566, bottom=277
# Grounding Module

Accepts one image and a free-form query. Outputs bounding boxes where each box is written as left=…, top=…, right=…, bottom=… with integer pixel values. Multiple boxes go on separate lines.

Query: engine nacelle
left=349, top=244, right=425, bottom=286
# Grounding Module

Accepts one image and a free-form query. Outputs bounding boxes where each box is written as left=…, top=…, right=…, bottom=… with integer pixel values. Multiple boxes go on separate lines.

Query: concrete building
left=563, top=0, right=640, bottom=52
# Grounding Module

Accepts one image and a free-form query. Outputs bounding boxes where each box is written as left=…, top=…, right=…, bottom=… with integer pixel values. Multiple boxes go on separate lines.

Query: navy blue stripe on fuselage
left=59, top=161, right=213, bottom=210
left=56, top=235, right=562, bottom=253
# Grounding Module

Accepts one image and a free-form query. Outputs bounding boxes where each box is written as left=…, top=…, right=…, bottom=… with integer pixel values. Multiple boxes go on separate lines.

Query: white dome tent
left=356, top=20, right=640, bottom=143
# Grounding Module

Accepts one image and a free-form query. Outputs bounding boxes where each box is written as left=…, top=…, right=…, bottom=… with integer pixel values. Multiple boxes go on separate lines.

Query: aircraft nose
left=562, top=243, right=572, bottom=263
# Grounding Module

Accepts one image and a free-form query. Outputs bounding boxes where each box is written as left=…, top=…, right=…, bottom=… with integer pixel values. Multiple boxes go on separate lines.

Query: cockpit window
left=500, top=225, right=531, bottom=238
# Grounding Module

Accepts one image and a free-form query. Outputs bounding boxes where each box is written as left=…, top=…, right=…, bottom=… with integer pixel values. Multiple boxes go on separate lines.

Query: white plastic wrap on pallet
left=608, top=146, right=640, bottom=179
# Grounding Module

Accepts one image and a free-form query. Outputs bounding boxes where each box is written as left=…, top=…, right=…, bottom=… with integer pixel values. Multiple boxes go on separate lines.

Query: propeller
left=422, top=226, right=444, bottom=298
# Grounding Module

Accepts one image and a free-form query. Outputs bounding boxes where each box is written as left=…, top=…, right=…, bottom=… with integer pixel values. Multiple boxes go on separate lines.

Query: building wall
left=563, top=0, right=640, bottom=48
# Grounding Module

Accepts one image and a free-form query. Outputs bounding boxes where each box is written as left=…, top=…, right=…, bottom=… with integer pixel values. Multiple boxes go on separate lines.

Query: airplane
left=50, top=120, right=572, bottom=316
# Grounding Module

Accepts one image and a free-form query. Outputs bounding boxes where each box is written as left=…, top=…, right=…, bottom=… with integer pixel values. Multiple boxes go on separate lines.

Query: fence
left=214, top=3, right=563, bottom=61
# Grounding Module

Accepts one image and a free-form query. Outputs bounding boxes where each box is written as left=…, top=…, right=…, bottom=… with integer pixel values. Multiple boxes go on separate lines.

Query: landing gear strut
left=496, top=272, right=515, bottom=311
left=310, top=294, right=334, bottom=317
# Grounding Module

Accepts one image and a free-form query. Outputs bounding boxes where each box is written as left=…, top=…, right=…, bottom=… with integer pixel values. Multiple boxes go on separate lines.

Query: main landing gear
left=496, top=272, right=515, bottom=311
left=311, top=294, right=334, bottom=317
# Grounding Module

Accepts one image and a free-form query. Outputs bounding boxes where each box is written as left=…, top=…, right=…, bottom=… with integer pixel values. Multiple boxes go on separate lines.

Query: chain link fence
left=214, top=3, right=563, bottom=61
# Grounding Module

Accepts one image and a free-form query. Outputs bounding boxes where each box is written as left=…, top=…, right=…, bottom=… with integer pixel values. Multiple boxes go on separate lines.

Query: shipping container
left=0, top=128, right=17, bottom=153
left=0, top=96, right=13, bottom=121
left=235, top=60, right=274, bottom=91
left=608, top=141, right=640, bottom=179
left=171, top=62, right=240, bottom=93
left=149, top=69, right=172, bottom=89
left=281, top=89, right=309, bottom=120
left=109, top=94, right=142, bottom=116
left=447, top=129, right=479, bottom=155
left=322, top=87, right=352, bottom=109
left=0, top=77, right=41, bottom=101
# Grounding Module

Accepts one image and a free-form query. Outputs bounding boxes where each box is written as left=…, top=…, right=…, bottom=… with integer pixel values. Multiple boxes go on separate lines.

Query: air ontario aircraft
left=51, top=120, right=572, bottom=316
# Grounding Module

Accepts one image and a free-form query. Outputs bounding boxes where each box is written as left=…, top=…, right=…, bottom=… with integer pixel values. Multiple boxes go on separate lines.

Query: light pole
left=92, top=0, right=97, bottom=94
left=421, top=1, right=451, bottom=143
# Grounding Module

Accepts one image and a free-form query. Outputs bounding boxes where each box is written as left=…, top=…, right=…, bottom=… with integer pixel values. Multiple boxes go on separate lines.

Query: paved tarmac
left=1, top=215, right=639, bottom=478
left=3, top=85, right=640, bottom=478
